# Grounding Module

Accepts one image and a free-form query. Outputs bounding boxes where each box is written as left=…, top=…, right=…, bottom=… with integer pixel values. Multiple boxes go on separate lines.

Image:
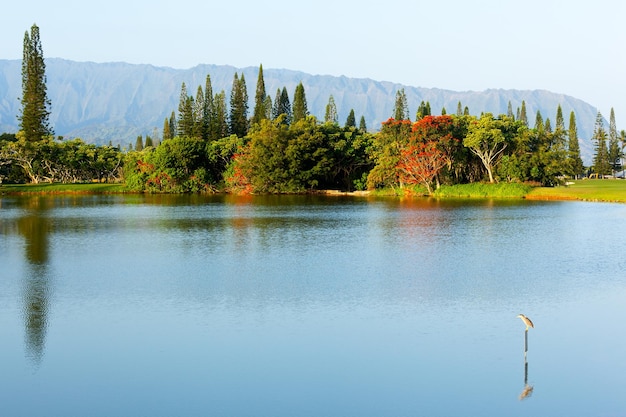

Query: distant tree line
left=2, top=25, right=625, bottom=193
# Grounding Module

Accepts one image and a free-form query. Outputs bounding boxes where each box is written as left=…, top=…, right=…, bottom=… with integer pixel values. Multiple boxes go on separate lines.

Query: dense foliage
left=2, top=26, right=625, bottom=193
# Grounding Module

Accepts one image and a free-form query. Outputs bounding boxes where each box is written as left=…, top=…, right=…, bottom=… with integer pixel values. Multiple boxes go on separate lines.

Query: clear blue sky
left=2, top=0, right=625, bottom=128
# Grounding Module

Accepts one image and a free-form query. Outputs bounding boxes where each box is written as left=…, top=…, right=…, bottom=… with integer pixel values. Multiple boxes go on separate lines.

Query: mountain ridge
left=0, top=58, right=598, bottom=163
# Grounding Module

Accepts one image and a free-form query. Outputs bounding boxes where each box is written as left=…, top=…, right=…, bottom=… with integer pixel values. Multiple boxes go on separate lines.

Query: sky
left=2, top=0, right=626, bottom=128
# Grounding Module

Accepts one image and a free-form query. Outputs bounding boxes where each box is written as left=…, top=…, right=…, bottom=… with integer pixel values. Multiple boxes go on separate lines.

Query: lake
left=1, top=194, right=625, bottom=416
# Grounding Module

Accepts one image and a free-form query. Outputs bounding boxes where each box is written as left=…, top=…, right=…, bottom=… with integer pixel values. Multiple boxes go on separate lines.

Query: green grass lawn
left=0, top=182, right=127, bottom=194
left=527, top=179, right=626, bottom=202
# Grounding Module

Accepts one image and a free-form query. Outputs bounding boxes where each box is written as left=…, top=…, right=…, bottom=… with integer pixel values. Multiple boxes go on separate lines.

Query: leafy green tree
left=463, top=114, right=518, bottom=183
left=292, top=82, right=308, bottom=123
left=19, top=24, right=53, bottom=142
left=251, top=64, right=267, bottom=126
left=393, top=88, right=409, bottom=120
left=345, top=109, right=356, bottom=128
left=367, top=118, right=412, bottom=189
left=324, top=95, right=338, bottom=124
left=567, top=111, right=584, bottom=177
left=229, top=73, right=249, bottom=137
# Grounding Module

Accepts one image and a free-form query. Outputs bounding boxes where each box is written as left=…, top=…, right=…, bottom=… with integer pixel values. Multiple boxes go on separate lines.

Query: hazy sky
left=2, top=0, right=626, bottom=128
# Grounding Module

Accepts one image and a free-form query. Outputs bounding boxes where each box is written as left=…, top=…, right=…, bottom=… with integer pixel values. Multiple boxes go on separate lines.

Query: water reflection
left=15, top=197, right=52, bottom=366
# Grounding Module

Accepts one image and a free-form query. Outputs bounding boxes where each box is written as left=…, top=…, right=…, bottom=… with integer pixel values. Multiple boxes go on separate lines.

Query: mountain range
left=0, top=58, right=599, bottom=164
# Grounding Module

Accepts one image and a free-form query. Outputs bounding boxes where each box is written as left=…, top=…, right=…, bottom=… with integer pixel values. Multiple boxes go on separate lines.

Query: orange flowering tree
left=395, top=115, right=459, bottom=193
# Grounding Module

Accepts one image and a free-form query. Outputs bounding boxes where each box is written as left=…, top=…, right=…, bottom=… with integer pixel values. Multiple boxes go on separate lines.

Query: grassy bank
left=526, top=179, right=626, bottom=202
left=433, top=182, right=532, bottom=198
left=0, top=182, right=127, bottom=194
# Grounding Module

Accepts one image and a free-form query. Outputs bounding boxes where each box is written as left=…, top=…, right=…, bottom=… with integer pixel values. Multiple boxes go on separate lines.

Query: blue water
left=1, top=194, right=625, bottom=416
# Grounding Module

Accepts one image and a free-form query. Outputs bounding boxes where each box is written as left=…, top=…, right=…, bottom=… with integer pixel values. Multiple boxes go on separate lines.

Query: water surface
left=1, top=194, right=625, bottom=416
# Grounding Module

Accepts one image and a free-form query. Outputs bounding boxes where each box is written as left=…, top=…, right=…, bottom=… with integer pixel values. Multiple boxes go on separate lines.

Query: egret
left=517, top=314, right=534, bottom=331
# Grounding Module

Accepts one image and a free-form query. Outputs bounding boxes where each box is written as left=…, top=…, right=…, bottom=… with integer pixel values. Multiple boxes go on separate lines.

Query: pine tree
left=507, top=101, right=514, bottom=119
left=345, top=109, right=356, bottom=128
left=325, top=95, right=338, bottom=124
left=519, top=101, right=528, bottom=127
left=19, top=24, right=53, bottom=141
left=292, top=82, right=308, bottom=123
left=263, top=95, right=272, bottom=120
left=456, top=101, right=463, bottom=116
left=272, top=87, right=291, bottom=124
left=251, top=64, right=267, bottom=126
left=555, top=105, right=564, bottom=131
left=441, top=107, right=447, bottom=115
left=135, top=135, right=144, bottom=151
left=169, top=111, right=177, bottom=138
left=177, top=83, right=195, bottom=137
left=592, top=112, right=611, bottom=176
left=203, top=75, right=214, bottom=141
left=145, top=136, right=153, bottom=148
left=213, top=91, right=229, bottom=139
left=193, top=85, right=205, bottom=138
left=229, top=73, right=249, bottom=137
left=393, top=88, right=409, bottom=120
left=163, top=117, right=171, bottom=141
left=567, top=111, right=584, bottom=177
left=359, top=115, right=367, bottom=132
left=534, top=110, right=544, bottom=132
left=608, top=108, right=621, bottom=172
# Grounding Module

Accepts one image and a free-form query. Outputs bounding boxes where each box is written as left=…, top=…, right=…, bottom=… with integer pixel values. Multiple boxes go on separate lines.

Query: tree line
left=2, top=24, right=625, bottom=194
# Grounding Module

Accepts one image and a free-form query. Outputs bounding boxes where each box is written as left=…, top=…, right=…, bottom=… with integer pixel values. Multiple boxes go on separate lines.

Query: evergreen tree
left=441, top=107, right=447, bottom=115
left=507, top=101, right=514, bottom=119
left=213, top=91, right=229, bottom=139
left=169, top=111, right=177, bottom=138
left=325, top=95, right=338, bottom=124
left=202, top=75, right=214, bottom=141
left=251, top=64, right=267, bottom=126
left=567, top=111, right=585, bottom=177
left=229, top=73, right=249, bottom=137
left=393, top=88, right=409, bottom=120
left=19, top=24, right=53, bottom=141
left=544, top=118, right=552, bottom=133
left=456, top=101, right=463, bottom=116
left=292, top=82, right=308, bottom=123
left=163, top=117, right=172, bottom=141
left=519, top=101, right=528, bottom=126
left=193, top=85, right=205, bottom=138
left=345, top=109, right=356, bottom=128
left=135, top=135, right=144, bottom=151
left=463, top=106, right=470, bottom=116
left=263, top=95, right=272, bottom=120
left=145, top=136, right=153, bottom=148
left=592, top=112, right=611, bottom=176
left=272, top=87, right=291, bottom=124
left=416, top=101, right=431, bottom=120
left=177, top=83, right=195, bottom=137
left=555, top=105, right=564, bottom=131
left=534, top=110, right=544, bottom=132
left=608, top=108, right=621, bottom=172
left=359, top=115, right=367, bottom=132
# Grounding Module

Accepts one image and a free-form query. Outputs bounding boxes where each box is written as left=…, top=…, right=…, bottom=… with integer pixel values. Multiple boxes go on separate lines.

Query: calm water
left=1, top=194, right=625, bottom=417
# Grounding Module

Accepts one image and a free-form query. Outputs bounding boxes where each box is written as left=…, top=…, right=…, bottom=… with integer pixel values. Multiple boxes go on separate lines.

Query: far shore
left=1, top=180, right=625, bottom=203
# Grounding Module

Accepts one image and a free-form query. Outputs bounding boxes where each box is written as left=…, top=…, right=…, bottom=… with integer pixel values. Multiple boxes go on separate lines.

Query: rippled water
left=1, top=194, right=625, bottom=416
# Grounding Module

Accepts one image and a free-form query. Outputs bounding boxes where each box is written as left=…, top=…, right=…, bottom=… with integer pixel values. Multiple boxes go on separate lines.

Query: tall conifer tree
left=251, top=64, right=267, bottom=125
left=608, top=108, right=621, bottom=171
left=567, top=111, right=584, bottom=177
left=19, top=24, right=53, bottom=141
left=292, top=82, right=308, bottom=123
left=592, top=112, right=611, bottom=176
left=519, top=101, right=528, bottom=126
left=325, top=95, right=338, bottom=124
left=345, top=109, right=356, bottom=128
left=229, top=73, right=249, bottom=137
left=393, top=88, right=409, bottom=120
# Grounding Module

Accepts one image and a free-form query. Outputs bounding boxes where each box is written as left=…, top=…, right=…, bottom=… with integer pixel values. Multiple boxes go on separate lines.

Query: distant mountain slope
left=0, top=58, right=599, bottom=163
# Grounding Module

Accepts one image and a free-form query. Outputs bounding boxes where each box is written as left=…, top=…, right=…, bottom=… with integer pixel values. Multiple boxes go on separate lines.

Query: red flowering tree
left=397, top=140, right=447, bottom=194
left=395, top=115, right=457, bottom=193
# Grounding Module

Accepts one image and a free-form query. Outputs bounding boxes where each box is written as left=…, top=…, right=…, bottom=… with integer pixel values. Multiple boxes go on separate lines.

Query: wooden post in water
left=524, top=328, right=528, bottom=359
